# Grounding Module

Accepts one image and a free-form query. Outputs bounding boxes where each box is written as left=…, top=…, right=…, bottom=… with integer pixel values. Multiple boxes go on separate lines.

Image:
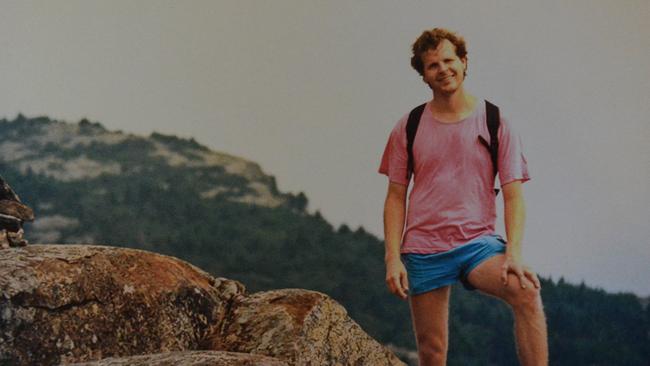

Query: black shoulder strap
left=478, top=100, right=501, bottom=195
left=405, top=103, right=427, bottom=181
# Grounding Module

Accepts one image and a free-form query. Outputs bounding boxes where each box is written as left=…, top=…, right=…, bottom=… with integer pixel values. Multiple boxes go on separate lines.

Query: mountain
left=1, top=115, right=648, bottom=366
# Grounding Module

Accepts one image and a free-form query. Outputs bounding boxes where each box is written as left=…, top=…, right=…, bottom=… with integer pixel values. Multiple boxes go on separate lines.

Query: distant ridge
left=0, top=115, right=286, bottom=208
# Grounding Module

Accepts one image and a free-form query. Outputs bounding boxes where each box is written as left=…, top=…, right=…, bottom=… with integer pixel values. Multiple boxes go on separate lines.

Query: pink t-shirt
left=379, top=100, right=530, bottom=254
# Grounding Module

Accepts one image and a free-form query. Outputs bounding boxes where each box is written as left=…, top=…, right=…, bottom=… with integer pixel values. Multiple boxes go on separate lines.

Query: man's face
left=421, top=39, right=467, bottom=95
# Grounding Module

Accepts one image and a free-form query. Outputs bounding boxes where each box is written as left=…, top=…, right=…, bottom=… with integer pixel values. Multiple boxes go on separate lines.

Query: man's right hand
left=385, top=257, right=409, bottom=300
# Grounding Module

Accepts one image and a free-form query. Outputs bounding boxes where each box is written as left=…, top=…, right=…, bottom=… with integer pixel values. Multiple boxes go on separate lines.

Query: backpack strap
left=478, top=100, right=501, bottom=195
left=405, top=103, right=427, bottom=181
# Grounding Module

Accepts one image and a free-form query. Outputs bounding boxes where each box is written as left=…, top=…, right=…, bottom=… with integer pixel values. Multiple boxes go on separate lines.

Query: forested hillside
left=1, top=115, right=648, bottom=365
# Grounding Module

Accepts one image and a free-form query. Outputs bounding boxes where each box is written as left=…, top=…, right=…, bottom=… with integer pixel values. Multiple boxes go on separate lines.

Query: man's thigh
left=409, top=285, right=451, bottom=344
left=466, top=254, right=536, bottom=301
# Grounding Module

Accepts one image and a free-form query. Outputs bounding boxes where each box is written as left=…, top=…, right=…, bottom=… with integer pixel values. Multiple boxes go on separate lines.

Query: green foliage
left=150, top=132, right=209, bottom=152
left=1, top=116, right=648, bottom=365
left=78, top=118, right=107, bottom=134
left=0, top=115, right=50, bottom=137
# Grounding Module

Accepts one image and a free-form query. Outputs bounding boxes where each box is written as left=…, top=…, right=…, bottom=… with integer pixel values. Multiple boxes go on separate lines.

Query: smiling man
left=379, top=28, right=548, bottom=365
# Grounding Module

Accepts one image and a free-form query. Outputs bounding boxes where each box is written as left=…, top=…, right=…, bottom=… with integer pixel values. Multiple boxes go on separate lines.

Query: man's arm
left=501, top=180, right=541, bottom=289
left=384, top=182, right=409, bottom=300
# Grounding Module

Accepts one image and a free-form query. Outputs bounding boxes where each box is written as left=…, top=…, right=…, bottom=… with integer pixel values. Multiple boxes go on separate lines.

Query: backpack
left=405, top=100, right=501, bottom=195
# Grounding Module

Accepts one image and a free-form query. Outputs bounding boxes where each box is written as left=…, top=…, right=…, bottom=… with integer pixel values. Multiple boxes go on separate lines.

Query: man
left=379, top=28, right=548, bottom=365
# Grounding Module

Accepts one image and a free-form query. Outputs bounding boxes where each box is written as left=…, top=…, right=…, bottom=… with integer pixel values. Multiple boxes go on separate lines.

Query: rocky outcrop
left=70, top=351, right=288, bottom=366
left=0, top=245, right=405, bottom=366
left=210, top=289, right=401, bottom=365
left=0, top=244, right=243, bottom=365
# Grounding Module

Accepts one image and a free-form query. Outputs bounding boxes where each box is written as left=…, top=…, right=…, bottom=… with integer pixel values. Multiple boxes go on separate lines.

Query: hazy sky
left=1, top=1, right=648, bottom=296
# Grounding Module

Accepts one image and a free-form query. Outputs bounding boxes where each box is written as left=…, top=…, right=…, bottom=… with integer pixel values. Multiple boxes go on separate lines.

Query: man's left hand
left=501, top=256, right=541, bottom=289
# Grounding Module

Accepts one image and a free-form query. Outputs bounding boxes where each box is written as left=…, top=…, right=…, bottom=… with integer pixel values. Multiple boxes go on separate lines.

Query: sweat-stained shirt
left=379, top=99, right=530, bottom=254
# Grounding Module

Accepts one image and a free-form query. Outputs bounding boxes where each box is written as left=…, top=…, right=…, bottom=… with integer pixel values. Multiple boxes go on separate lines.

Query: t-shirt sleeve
left=378, top=117, right=410, bottom=186
left=497, top=116, right=531, bottom=186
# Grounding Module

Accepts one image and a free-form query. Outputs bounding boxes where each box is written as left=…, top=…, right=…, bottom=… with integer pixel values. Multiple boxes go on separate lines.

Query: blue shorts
left=401, top=234, right=507, bottom=295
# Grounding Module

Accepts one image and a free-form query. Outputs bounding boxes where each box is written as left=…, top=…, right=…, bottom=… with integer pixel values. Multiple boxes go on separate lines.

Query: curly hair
left=410, top=28, right=468, bottom=76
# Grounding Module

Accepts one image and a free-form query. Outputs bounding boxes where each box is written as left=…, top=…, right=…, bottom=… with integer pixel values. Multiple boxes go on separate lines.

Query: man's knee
left=503, top=278, right=543, bottom=313
left=416, top=332, right=447, bottom=361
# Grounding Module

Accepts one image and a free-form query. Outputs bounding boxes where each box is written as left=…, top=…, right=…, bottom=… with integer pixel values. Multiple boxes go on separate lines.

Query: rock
left=0, top=199, right=34, bottom=222
left=0, top=244, right=404, bottom=366
left=0, top=175, right=21, bottom=202
left=0, top=175, right=34, bottom=248
left=0, top=244, right=245, bottom=365
left=209, top=289, right=404, bottom=366
left=69, top=350, right=288, bottom=365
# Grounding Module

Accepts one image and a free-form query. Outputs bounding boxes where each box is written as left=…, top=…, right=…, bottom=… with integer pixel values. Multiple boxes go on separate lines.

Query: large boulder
left=210, top=289, right=403, bottom=365
left=0, top=244, right=244, bottom=365
left=0, top=245, right=405, bottom=366
left=70, top=351, right=288, bottom=366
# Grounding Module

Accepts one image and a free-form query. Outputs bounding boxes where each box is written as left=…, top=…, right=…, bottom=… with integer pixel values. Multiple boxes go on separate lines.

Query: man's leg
left=409, top=285, right=451, bottom=366
left=466, top=255, right=548, bottom=366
